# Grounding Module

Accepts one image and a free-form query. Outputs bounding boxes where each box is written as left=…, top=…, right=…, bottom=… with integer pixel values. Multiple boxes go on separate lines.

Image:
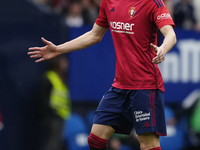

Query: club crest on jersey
left=128, top=7, right=136, bottom=18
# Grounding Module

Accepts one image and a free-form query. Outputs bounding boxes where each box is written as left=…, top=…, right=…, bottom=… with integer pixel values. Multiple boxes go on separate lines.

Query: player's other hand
left=150, top=43, right=166, bottom=64
left=28, top=37, right=60, bottom=63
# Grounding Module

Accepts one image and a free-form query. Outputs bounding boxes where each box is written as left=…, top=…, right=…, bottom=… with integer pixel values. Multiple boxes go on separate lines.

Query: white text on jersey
left=157, top=13, right=172, bottom=20
left=110, top=21, right=134, bottom=34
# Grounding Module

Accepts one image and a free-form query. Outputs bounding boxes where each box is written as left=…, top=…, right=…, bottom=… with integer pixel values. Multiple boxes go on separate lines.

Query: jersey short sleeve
left=147, top=0, right=175, bottom=29
left=95, top=0, right=109, bottom=28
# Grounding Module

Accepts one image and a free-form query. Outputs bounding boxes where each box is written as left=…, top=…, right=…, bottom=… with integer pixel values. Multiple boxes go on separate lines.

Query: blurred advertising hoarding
left=159, top=28, right=200, bottom=102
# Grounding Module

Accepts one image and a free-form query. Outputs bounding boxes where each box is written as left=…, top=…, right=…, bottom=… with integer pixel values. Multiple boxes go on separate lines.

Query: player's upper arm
left=147, top=0, right=175, bottom=29
left=160, top=25, right=175, bottom=37
left=160, top=25, right=177, bottom=47
left=90, top=23, right=108, bottom=43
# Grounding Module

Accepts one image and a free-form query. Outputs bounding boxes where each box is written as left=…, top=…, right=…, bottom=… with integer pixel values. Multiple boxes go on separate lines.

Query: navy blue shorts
left=93, top=87, right=167, bottom=136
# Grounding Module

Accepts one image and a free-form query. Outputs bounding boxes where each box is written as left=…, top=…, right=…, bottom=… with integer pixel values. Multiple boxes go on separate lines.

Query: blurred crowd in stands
left=29, top=0, right=200, bottom=31
left=28, top=0, right=101, bottom=27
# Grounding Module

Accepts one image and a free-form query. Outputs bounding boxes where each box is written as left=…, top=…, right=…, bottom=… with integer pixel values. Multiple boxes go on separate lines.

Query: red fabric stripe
left=156, top=132, right=167, bottom=136
left=152, top=90, right=156, bottom=126
left=149, top=90, right=156, bottom=126
left=90, top=133, right=108, bottom=143
left=149, top=90, right=152, bottom=125
left=88, top=139, right=103, bottom=148
left=88, top=137, right=105, bottom=147
left=158, top=0, right=164, bottom=7
left=148, top=146, right=161, bottom=150
left=156, top=0, right=163, bottom=7
left=88, top=133, right=108, bottom=149
left=88, top=136, right=104, bottom=145
left=88, top=137, right=107, bottom=148
left=88, top=138, right=103, bottom=147
left=153, top=0, right=159, bottom=8
left=149, top=90, right=153, bottom=126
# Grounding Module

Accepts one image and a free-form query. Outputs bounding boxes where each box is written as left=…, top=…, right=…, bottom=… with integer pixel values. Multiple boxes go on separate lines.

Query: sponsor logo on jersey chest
left=110, top=21, right=135, bottom=34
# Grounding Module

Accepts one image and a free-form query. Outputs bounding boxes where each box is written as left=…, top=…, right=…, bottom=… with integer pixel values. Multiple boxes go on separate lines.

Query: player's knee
left=139, top=143, right=161, bottom=150
left=91, top=124, right=115, bottom=139
left=88, top=133, right=108, bottom=149
left=139, top=140, right=153, bottom=150
left=138, top=132, right=160, bottom=150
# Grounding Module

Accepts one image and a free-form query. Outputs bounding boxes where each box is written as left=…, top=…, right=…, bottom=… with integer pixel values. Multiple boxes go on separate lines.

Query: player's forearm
left=57, top=30, right=101, bottom=54
left=160, top=29, right=177, bottom=55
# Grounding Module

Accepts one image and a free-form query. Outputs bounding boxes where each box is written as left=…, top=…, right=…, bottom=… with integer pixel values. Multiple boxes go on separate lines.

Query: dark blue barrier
left=68, top=26, right=116, bottom=101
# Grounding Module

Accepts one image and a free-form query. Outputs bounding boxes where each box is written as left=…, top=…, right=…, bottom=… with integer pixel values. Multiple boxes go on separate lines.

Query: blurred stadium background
left=0, top=0, right=200, bottom=150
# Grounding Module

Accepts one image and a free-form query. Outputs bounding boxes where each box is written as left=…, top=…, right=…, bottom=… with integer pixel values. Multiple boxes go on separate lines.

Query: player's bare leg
left=88, top=124, right=115, bottom=150
left=138, top=132, right=161, bottom=150
left=91, top=124, right=115, bottom=139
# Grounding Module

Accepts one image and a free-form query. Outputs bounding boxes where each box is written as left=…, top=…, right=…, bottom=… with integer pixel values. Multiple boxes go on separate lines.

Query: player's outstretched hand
left=28, top=37, right=60, bottom=63
left=150, top=43, right=166, bottom=64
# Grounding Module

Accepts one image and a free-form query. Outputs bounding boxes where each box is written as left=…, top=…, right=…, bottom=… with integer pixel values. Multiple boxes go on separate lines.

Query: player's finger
left=30, top=55, right=38, bottom=58
left=150, top=43, right=157, bottom=53
left=152, top=59, right=160, bottom=64
left=152, top=56, right=159, bottom=62
left=41, top=37, right=50, bottom=45
left=35, top=57, right=45, bottom=63
left=30, top=54, right=42, bottom=58
left=27, top=51, right=39, bottom=55
left=152, top=57, right=164, bottom=64
left=29, top=47, right=41, bottom=51
left=152, top=57, right=157, bottom=63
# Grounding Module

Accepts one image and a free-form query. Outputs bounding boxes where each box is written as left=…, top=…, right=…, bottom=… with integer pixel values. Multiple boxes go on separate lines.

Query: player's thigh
left=91, top=124, right=115, bottom=140
left=138, top=132, right=160, bottom=149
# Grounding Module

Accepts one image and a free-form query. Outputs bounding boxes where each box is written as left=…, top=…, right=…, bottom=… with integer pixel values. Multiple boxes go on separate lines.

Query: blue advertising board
left=68, top=26, right=200, bottom=103
left=159, top=28, right=200, bottom=102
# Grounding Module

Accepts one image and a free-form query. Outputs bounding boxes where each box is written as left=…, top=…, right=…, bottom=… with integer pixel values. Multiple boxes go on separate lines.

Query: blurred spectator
left=28, top=0, right=53, bottom=14
left=193, top=0, right=200, bottom=31
left=64, top=0, right=84, bottom=27
left=51, top=0, right=69, bottom=14
left=82, top=0, right=100, bottom=24
left=173, top=0, right=197, bottom=30
left=168, top=89, right=200, bottom=150
left=37, top=55, right=71, bottom=150
left=171, top=0, right=181, bottom=5
left=108, top=136, right=121, bottom=150
left=163, top=0, right=173, bottom=18
left=28, top=0, right=69, bottom=14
